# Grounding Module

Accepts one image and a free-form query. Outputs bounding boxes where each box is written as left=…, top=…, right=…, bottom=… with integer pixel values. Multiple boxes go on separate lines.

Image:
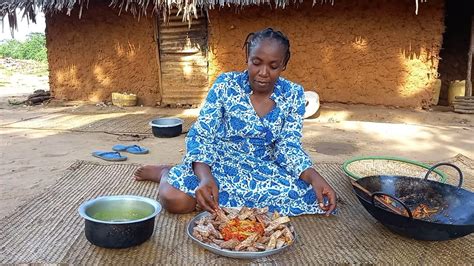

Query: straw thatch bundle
left=0, top=0, right=428, bottom=32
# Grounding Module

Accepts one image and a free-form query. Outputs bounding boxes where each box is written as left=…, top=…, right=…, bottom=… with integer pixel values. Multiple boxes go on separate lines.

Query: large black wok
left=352, top=163, right=474, bottom=241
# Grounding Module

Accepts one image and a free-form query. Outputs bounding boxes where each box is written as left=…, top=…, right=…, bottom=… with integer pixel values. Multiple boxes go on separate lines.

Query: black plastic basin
left=149, top=117, right=183, bottom=138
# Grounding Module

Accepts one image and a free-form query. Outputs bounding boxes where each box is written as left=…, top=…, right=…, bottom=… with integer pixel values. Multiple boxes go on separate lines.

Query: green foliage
left=0, top=33, right=47, bottom=62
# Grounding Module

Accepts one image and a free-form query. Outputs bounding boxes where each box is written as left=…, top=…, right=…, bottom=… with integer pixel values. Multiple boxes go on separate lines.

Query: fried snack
left=220, top=238, right=240, bottom=249
left=265, top=230, right=283, bottom=250
left=235, top=232, right=260, bottom=251
left=236, top=207, right=254, bottom=220
left=191, top=207, right=294, bottom=252
left=264, top=216, right=291, bottom=234
left=215, top=208, right=231, bottom=223
left=402, top=203, right=440, bottom=219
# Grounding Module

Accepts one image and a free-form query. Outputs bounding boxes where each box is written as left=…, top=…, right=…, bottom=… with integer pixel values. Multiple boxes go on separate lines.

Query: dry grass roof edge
left=1, top=0, right=428, bottom=32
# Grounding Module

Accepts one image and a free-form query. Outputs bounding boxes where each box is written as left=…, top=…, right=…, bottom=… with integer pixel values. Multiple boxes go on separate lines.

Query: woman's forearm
left=299, top=167, right=324, bottom=185
left=192, top=162, right=213, bottom=181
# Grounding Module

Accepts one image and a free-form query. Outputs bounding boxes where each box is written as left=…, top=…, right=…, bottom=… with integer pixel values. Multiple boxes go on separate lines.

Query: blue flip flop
left=112, top=144, right=149, bottom=154
left=92, top=151, right=128, bottom=161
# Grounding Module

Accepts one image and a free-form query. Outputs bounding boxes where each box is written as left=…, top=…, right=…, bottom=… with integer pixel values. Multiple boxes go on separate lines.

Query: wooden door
left=158, top=11, right=209, bottom=106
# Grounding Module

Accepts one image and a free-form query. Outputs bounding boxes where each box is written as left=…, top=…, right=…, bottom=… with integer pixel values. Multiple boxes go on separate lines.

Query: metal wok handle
left=371, top=192, right=413, bottom=219
left=424, top=162, right=463, bottom=188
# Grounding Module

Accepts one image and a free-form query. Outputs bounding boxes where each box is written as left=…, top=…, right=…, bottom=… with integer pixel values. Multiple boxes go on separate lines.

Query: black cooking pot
left=149, top=117, right=183, bottom=138
left=78, top=195, right=162, bottom=248
left=352, top=163, right=474, bottom=241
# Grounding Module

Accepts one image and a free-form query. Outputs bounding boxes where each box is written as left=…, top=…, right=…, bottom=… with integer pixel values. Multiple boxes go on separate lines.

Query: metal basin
left=78, top=195, right=162, bottom=248
left=187, top=210, right=297, bottom=259
left=149, top=117, right=183, bottom=138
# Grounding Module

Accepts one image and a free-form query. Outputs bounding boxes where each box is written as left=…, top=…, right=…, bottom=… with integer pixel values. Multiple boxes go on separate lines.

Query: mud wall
left=46, top=1, right=160, bottom=106
left=208, top=0, right=445, bottom=108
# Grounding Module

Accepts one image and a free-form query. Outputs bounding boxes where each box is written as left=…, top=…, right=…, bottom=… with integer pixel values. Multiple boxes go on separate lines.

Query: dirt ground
left=1, top=90, right=473, bottom=219
left=0, top=60, right=473, bottom=219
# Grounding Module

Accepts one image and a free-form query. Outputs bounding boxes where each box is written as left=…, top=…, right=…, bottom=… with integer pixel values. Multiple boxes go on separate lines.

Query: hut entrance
left=437, top=0, right=473, bottom=106
left=157, top=11, right=209, bottom=107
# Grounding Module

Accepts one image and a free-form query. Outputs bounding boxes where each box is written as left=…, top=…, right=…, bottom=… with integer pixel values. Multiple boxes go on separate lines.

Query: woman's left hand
left=300, top=168, right=337, bottom=216
left=310, top=174, right=337, bottom=216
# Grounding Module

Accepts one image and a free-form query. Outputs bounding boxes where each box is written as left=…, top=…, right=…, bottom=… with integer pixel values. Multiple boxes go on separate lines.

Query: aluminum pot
left=78, top=195, right=162, bottom=248
left=149, top=117, right=183, bottom=138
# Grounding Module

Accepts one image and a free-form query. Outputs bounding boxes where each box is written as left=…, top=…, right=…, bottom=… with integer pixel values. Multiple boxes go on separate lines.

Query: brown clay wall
left=208, top=0, right=445, bottom=108
left=46, top=1, right=160, bottom=106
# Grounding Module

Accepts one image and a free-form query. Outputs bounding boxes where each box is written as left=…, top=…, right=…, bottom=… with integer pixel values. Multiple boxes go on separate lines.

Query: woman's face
left=247, top=38, right=286, bottom=94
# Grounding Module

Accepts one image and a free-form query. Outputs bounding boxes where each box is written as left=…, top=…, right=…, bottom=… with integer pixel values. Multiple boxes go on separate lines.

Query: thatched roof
left=1, top=0, right=428, bottom=32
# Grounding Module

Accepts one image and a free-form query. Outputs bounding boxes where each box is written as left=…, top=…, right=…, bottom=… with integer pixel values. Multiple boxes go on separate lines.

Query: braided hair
left=243, top=28, right=291, bottom=70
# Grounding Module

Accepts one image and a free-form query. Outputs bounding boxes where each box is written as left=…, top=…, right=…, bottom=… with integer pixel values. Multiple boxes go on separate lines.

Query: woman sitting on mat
left=134, top=27, right=337, bottom=216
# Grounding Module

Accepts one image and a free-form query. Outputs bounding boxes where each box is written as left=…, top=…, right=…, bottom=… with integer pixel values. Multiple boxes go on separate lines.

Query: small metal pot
left=149, top=117, right=183, bottom=138
left=78, top=195, right=162, bottom=248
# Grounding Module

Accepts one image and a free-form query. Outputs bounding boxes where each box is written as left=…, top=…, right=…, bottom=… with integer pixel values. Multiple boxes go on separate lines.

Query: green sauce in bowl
left=92, top=209, right=151, bottom=222
left=84, top=198, right=157, bottom=223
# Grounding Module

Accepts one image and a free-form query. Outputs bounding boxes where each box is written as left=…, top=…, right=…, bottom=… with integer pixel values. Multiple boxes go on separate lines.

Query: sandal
left=92, top=151, right=128, bottom=161
left=112, top=144, right=149, bottom=154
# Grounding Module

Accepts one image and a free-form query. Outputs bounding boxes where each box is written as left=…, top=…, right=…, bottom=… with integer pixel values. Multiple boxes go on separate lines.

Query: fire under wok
left=352, top=163, right=474, bottom=241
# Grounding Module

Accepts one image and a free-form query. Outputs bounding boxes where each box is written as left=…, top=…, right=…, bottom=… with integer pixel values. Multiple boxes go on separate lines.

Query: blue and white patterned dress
left=167, top=71, right=326, bottom=216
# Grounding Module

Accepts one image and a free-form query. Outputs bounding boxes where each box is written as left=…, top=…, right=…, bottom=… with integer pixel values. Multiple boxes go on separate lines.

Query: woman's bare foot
left=133, top=165, right=172, bottom=182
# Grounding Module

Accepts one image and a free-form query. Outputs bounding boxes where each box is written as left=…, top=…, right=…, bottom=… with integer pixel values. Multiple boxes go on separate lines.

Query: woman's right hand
left=195, top=176, right=219, bottom=213
left=192, top=162, right=219, bottom=213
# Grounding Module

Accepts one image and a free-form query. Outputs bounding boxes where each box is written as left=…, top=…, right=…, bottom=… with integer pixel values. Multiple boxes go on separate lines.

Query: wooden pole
left=466, top=15, right=474, bottom=97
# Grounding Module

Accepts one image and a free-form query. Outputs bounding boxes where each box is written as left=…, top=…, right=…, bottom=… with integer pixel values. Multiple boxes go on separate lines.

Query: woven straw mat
left=0, top=157, right=473, bottom=264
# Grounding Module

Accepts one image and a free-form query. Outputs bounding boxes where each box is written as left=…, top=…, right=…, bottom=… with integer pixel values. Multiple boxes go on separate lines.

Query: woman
left=134, top=28, right=337, bottom=216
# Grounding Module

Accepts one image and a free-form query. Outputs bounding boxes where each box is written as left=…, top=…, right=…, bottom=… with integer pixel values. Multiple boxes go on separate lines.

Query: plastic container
left=149, top=117, right=183, bottom=138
